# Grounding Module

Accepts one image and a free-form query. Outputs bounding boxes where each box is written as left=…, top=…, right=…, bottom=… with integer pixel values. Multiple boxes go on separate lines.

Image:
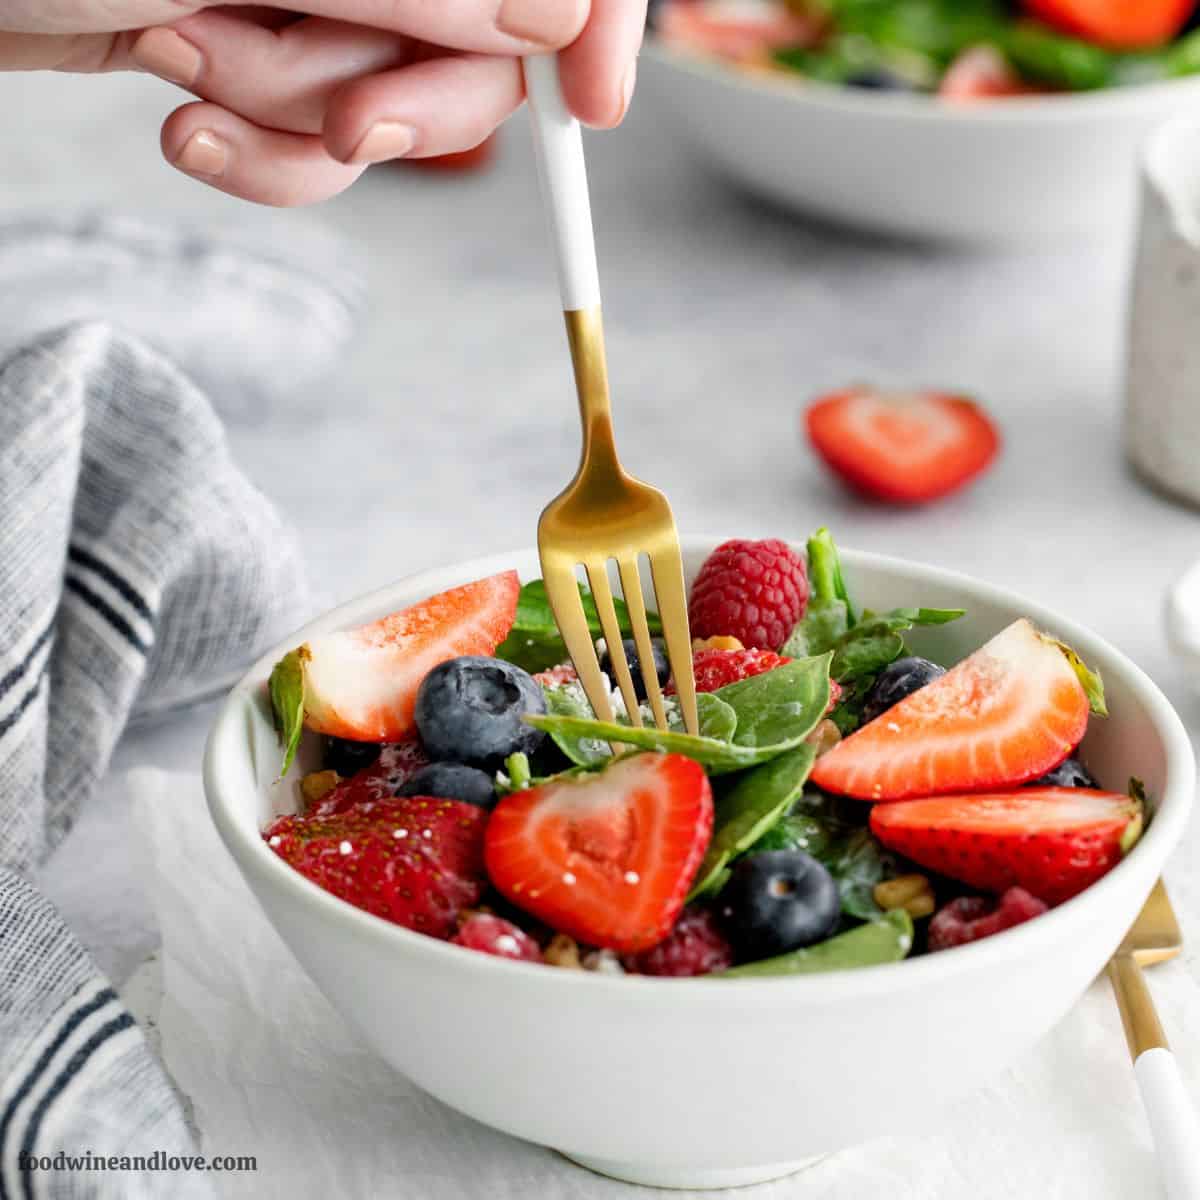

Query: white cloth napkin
left=131, top=768, right=1200, bottom=1200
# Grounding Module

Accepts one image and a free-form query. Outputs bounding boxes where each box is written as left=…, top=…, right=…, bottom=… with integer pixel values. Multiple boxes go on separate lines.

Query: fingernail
left=495, top=0, right=548, bottom=42
left=174, top=129, right=227, bottom=177
left=618, top=61, right=638, bottom=122
left=131, top=27, right=203, bottom=87
left=348, top=121, right=416, bottom=165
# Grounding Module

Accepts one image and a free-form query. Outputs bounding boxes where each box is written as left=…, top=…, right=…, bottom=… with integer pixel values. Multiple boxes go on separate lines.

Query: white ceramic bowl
left=204, top=540, right=1193, bottom=1190
left=639, top=43, right=1200, bottom=241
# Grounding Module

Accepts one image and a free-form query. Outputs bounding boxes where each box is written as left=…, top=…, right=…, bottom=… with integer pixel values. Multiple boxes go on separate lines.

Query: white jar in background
left=1126, top=116, right=1200, bottom=507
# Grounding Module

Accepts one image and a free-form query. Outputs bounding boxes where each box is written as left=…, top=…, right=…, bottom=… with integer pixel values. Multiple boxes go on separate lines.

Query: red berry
left=666, top=647, right=791, bottom=694
left=451, top=914, right=542, bottom=962
left=927, top=887, right=1049, bottom=951
left=309, top=739, right=430, bottom=817
left=623, top=906, right=734, bottom=977
left=264, top=796, right=487, bottom=938
left=533, top=662, right=579, bottom=688
left=688, top=539, right=809, bottom=652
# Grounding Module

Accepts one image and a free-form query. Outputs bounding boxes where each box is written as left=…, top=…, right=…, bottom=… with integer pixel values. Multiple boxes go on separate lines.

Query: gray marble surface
left=14, top=66, right=1198, bottom=984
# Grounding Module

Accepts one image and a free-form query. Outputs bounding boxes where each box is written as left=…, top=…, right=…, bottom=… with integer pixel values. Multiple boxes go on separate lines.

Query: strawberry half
left=870, top=788, right=1143, bottom=905
left=805, top=387, right=999, bottom=505
left=484, top=753, right=714, bottom=954
left=1022, top=0, right=1195, bottom=49
left=265, top=796, right=488, bottom=936
left=810, top=619, right=1091, bottom=801
left=271, top=571, right=519, bottom=756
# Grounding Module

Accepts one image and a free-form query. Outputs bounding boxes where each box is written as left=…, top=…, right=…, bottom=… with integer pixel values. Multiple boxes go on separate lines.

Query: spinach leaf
left=495, top=578, right=661, bottom=673
left=830, top=828, right=894, bottom=921
left=829, top=607, right=963, bottom=682
left=721, top=909, right=913, bottom=978
left=744, top=812, right=834, bottom=859
left=713, top=656, right=833, bottom=748
left=828, top=676, right=874, bottom=737
left=536, top=688, right=739, bottom=770
left=689, top=746, right=818, bottom=900
left=782, top=528, right=853, bottom=657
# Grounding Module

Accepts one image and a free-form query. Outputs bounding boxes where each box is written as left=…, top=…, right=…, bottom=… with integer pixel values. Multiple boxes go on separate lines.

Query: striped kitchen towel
left=0, top=213, right=363, bottom=1198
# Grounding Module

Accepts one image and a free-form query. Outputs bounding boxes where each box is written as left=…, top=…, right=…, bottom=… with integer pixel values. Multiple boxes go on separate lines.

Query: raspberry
left=451, top=914, right=542, bottom=962
left=623, top=906, right=734, bottom=977
left=927, top=887, right=1048, bottom=952
left=534, top=662, right=579, bottom=688
left=667, top=648, right=791, bottom=695
left=308, top=740, right=430, bottom=817
left=688, top=539, right=809, bottom=652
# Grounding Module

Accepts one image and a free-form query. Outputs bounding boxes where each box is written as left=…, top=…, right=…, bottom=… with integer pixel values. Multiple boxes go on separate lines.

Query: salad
left=653, top=0, right=1200, bottom=98
left=264, top=531, right=1143, bottom=978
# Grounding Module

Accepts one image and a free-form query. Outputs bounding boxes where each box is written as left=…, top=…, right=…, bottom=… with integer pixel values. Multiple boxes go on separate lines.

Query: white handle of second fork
left=523, top=55, right=602, bottom=312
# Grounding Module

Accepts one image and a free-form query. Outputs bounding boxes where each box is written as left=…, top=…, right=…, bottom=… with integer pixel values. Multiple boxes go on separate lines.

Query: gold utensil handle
left=1108, top=953, right=1168, bottom=1059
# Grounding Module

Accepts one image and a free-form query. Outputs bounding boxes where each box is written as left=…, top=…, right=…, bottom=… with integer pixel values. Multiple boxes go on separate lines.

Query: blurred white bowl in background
left=638, top=43, right=1200, bottom=241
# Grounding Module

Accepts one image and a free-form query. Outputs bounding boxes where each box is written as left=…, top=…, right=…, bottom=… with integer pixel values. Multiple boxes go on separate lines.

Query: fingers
left=161, top=101, right=365, bottom=206
left=245, top=0, right=589, bottom=56
left=132, top=13, right=411, bottom=135
left=558, top=0, right=647, bottom=128
left=323, top=53, right=523, bottom=163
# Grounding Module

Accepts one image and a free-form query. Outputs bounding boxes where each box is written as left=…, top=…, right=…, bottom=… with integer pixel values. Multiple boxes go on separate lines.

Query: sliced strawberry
left=484, top=753, right=714, bottom=953
left=308, top=739, right=430, bottom=817
left=939, top=46, right=1039, bottom=100
left=810, top=619, right=1090, bottom=801
left=870, top=788, right=1143, bottom=905
left=265, top=796, right=488, bottom=936
left=655, top=0, right=822, bottom=61
left=287, top=571, right=519, bottom=744
left=805, top=387, right=999, bottom=505
left=1021, top=0, right=1195, bottom=49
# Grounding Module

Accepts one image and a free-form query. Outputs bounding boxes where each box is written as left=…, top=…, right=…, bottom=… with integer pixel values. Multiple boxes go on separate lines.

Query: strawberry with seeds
left=485, top=753, right=714, bottom=954
left=264, top=796, right=488, bottom=937
left=811, top=619, right=1098, bottom=801
left=871, top=787, right=1143, bottom=906
left=805, top=387, right=1000, bottom=505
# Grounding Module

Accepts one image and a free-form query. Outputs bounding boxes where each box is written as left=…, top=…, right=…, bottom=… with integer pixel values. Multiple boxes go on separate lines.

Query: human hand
left=1, top=0, right=646, bottom=204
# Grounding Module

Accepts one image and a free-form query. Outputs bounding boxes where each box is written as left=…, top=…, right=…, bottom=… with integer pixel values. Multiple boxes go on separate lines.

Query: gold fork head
left=537, top=307, right=698, bottom=735
left=1116, top=878, right=1182, bottom=966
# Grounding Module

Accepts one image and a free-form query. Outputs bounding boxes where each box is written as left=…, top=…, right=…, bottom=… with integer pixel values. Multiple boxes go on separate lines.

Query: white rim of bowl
left=204, top=540, right=1195, bottom=999
left=643, top=39, right=1200, bottom=124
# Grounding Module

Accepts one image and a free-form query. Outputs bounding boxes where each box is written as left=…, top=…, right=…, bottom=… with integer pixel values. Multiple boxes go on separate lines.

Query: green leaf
left=829, top=827, right=894, bottom=921
left=495, top=579, right=661, bottom=673
left=783, top=528, right=855, bottom=658
left=829, top=676, right=874, bottom=737
left=828, top=608, right=962, bottom=683
left=745, top=812, right=835, bottom=859
left=713, top=656, right=833, bottom=749
left=689, top=746, right=818, bottom=900
left=1003, top=21, right=1117, bottom=89
left=525, top=712, right=804, bottom=776
left=538, top=685, right=739, bottom=769
left=721, top=909, right=914, bottom=978
left=268, top=648, right=307, bottom=776
left=1050, top=639, right=1107, bottom=718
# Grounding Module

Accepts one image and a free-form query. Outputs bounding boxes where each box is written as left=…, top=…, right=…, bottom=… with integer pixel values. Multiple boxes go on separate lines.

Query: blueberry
left=1031, top=757, right=1097, bottom=789
left=414, top=656, right=547, bottom=768
left=844, top=66, right=917, bottom=91
left=862, top=656, right=945, bottom=724
left=719, top=851, right=841, bottom=962
left=396, top=762, right=497, bottom=810
left=322, top=736, right=382, bottom=776
left=598, top=637, right=670, bottom=702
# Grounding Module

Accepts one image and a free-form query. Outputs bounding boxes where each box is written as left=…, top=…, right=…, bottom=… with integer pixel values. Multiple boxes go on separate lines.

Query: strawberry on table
left=871, top=787, right=1143, bottom=906
left=484, top=752, right=714, bottom=954
left=264, top=796, right=488, bottom=937
left=805, top=387, right=1000, bottom=505
left=269, top=571, right=520, bottom=769
left=1021, top=0, right=1196, bottom=49
left=688, top=538, right=810, bottom=652
left=811, top=619, right=1096, bottom=801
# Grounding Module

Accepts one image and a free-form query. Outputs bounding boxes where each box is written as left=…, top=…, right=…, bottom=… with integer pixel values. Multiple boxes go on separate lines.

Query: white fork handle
left=523, top=55, right=601, bottom=312
left=1135, top=1048, right=1200, bottom=1200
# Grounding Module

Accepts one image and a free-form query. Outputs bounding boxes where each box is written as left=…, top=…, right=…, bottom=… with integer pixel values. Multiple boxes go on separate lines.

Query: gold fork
left=1107, top=879, right=1200, bottom=1200
left=522, top=54, right=698, bottom=735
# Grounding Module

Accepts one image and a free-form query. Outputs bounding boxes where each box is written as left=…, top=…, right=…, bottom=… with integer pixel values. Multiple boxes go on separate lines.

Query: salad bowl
left=203, top=539, right=1193, bottom=1189
left=639, top=42, right=1200, bottom=241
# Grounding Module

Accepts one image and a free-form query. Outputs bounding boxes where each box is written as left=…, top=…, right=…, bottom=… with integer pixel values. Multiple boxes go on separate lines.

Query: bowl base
left=561, top=1151, right=824, bottom=1190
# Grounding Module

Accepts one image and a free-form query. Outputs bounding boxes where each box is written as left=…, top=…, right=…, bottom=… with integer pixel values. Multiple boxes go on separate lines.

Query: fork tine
left=541, top=561, right=616, bottom=725
left=618, top=556, right=669, bottom=731
left=649, top=546, right=699, bottom=735
left=585, top=560, right=643, bottom=729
